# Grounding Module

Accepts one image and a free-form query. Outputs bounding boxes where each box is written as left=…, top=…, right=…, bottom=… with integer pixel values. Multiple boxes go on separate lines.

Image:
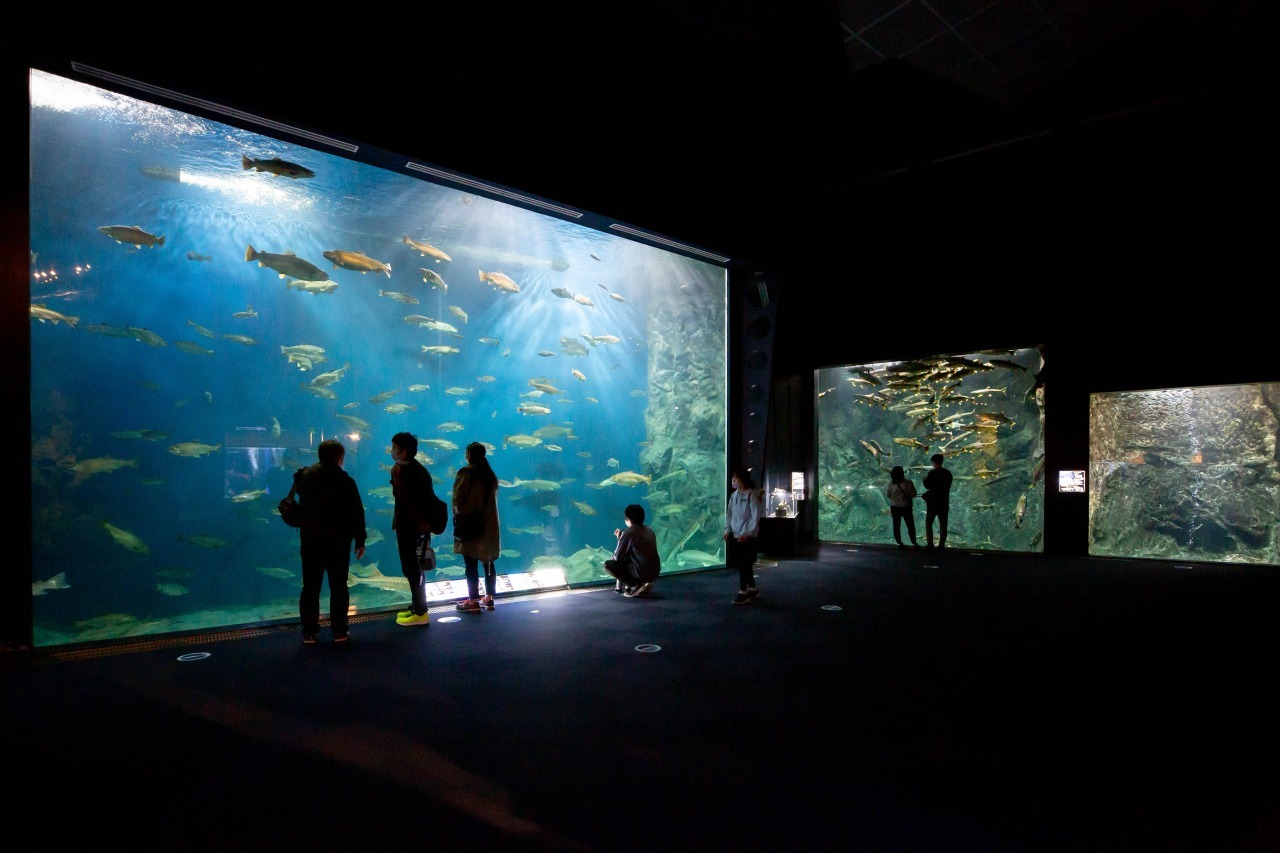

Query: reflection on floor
left=5, top=544, right=1279, bottom=852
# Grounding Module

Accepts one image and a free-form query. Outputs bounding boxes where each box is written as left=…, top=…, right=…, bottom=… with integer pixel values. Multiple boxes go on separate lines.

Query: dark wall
left=767, top=83, right=1273, bottom=556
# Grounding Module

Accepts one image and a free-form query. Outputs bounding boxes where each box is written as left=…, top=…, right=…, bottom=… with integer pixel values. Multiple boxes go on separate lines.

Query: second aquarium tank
left=28, top=69, right=730, bottom=648
left=815, top=347, right=1046, bottom=552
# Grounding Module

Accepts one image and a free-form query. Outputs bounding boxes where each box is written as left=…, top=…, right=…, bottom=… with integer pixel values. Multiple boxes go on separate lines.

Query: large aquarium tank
left=815, top=347, right=1046, bottom=551
left=28, top=69, right=729, bottom=648
left=1089, top=382, right=1280, bottom=564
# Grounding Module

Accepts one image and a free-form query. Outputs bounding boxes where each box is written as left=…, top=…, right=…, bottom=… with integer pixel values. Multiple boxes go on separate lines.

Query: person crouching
left=604, top=504, right=661, bottom=597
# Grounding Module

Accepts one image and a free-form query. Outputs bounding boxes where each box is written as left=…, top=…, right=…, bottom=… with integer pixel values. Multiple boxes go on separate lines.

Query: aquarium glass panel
left=815, top=347, right=1046, bottom=551
left=29, top=69, right=728, bottom=648
left=1088, top=382, right=1280, bottom=564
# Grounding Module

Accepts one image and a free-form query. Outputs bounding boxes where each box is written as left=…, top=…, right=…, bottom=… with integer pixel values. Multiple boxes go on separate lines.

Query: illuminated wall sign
left=1058, top=470, right=1086, bottom=493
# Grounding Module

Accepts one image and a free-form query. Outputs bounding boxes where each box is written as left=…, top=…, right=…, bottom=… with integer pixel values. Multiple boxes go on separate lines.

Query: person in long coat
left=452, top=441, right=501, bottom=611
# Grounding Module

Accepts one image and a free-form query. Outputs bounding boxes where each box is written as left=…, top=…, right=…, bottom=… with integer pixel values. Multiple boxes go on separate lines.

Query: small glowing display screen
left=1058, top=470, right=1086, bottom=493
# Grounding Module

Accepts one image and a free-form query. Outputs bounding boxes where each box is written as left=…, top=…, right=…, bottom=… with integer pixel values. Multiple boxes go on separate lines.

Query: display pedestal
left=759, top=516, right=796, bottom=558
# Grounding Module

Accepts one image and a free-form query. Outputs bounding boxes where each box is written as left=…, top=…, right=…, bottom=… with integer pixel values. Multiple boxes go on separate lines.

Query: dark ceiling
left=23, top=1, right=1269, bottom=277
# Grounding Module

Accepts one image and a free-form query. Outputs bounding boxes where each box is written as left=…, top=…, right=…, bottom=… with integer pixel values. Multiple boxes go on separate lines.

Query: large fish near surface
left=98, top=225, right=165, bottom=248
left=241, top=154, right=314, bottom=179
left=479, top=270, right=521, bottom=293
left=403, top=235, right=452, bottom=262
left=245, top=245, right=329, bottom=281
left=323, top=250, right=392, bottom=277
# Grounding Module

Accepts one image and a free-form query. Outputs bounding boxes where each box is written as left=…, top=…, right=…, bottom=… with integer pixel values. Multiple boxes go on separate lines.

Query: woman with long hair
left=452, top=441, right=501, bottom=611
left=885, top=465, right=921, bottom=548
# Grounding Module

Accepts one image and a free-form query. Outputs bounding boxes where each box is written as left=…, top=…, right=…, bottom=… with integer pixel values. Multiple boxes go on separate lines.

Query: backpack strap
left=286, top=467, right=304, bottom=500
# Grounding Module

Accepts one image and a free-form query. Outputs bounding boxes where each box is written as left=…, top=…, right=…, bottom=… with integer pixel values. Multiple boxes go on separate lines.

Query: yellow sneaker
left=396, top=611, right=430, bottom=626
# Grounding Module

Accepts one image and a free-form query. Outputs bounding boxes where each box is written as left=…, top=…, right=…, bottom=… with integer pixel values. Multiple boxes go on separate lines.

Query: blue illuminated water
left=29, top=70, right=727, bottom=646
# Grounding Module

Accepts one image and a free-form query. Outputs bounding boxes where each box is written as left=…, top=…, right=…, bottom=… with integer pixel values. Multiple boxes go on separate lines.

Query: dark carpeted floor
left=5, top=545, right=1279, bottom=852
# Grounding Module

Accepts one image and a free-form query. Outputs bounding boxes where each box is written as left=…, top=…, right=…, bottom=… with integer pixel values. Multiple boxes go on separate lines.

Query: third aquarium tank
left=28, top=69, right=729, bottom=648
left=1089, top=382, right=1280, bottom=564
left=815, top=347, right=1046, bottom=551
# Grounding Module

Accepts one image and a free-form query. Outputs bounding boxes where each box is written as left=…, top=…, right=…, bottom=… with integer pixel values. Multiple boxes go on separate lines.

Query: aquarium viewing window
left=28, top=67, right=730, bottom=648
left=814, top=347, right=1046, bottom=553
left=1088, top=382, right=1279, bottom=565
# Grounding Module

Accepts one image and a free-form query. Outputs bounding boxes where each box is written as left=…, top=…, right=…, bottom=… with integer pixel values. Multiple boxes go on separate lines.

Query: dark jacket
left=614, top=524, right=661, bottom=583
left=923, top=466, right=954, bottom=507
left=391, top=457, right=433, bottom=533
left=295, top=461, right=366, bottom=547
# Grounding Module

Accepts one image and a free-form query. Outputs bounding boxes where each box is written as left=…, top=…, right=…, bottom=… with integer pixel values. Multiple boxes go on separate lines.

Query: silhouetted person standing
left=390, top=431, right=435, bottom=626
left=452, top=441, right=501, bottom=612
left=295, top=439, right=366, bottom=644
left=885, top=465, right=920, bottom=548
left=923, top=453, right=954, bottom=549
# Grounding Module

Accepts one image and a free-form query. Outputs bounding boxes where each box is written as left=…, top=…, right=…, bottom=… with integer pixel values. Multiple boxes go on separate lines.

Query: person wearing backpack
left=295, top=439, right=366, bottom=644
left=390, top=432, right=436, bottom=626
left=451, top=441, right=501, bottom=612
